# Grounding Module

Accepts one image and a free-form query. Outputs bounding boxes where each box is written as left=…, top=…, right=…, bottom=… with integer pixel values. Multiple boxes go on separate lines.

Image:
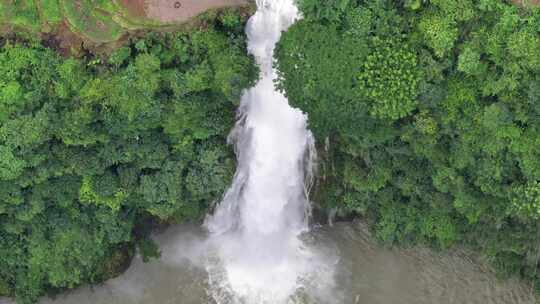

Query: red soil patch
left=43, top=22, right=84, bottom=57
left=145, top=0, right=248, bottom=23
left=120, top=0, right=147, bottom=18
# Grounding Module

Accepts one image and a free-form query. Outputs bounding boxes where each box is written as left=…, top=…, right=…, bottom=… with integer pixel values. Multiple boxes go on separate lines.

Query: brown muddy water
left=1, top=222, right=536, bottom=304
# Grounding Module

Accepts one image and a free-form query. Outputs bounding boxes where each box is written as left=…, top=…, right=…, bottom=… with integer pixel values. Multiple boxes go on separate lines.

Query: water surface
left=16, top=222, right=535, bottom=304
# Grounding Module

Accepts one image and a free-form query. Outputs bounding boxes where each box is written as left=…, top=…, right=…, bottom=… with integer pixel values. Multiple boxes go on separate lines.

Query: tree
left=357, top=37, right=421, bottom=120
left=0, top=10, right=257, bottom=302
left=276, top=0, right=540, bottom=294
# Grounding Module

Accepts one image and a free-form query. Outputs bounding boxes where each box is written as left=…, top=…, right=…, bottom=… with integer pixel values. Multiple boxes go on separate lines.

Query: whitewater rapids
left=203, top=0, right=333, bottom=303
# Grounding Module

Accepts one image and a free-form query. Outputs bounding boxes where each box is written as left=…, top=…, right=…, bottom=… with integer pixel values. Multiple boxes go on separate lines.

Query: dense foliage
left=0, top=15, right=256, bottom=303
left=276, top=0, right=540, bottom=293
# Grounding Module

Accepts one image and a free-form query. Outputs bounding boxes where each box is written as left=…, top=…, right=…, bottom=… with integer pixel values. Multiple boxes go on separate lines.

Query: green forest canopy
left=2, top=0, right=540, bottom=302
left=276, top=0, right=540, bottom=294
left=0, top=11, right=257, bottom=303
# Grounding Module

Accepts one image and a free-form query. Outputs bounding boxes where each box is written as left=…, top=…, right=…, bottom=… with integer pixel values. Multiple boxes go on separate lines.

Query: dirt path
left=144, top=0, right=249, bottom=23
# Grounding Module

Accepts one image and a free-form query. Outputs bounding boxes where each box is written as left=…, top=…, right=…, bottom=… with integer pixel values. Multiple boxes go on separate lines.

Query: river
left=1, top=222, right=525, bottom=304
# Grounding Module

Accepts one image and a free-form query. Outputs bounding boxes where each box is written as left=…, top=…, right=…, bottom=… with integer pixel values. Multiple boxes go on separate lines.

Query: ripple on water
left=10, top=222, right=532, bottom=304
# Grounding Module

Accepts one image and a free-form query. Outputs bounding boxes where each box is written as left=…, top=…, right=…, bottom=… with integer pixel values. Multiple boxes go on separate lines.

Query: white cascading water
left=203, top=0, right=326, bottom=303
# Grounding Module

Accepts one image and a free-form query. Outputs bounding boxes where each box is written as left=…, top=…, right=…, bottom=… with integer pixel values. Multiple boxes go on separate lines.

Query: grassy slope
left=0, top=0, right=253, bottom=46
left=1, top=0, right=164, bottom=42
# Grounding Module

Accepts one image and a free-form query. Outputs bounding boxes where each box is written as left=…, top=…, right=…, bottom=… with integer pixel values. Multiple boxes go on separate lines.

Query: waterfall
left=203, top=0, right=322, bottom=302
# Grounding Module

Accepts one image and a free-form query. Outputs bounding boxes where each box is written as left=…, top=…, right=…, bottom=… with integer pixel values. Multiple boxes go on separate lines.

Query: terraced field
left=0, top=0, right=251, bottom=45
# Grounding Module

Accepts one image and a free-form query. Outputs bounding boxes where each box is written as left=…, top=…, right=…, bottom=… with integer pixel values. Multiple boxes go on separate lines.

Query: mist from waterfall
left=203, top=0, right=334, bottom=303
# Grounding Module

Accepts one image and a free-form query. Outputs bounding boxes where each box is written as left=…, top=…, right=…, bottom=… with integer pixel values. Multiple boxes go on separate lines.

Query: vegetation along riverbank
left=276, top=0, right=540, bottom=297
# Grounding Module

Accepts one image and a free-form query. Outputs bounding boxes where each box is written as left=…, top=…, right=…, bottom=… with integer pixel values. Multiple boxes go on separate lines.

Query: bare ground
left=145, top=0, right=249, bottom=23
left=42, top=22, right=84, bottom=57
left=512, top=0, right=540, bottom=6
left=120, top=0, right=147, bottom=18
